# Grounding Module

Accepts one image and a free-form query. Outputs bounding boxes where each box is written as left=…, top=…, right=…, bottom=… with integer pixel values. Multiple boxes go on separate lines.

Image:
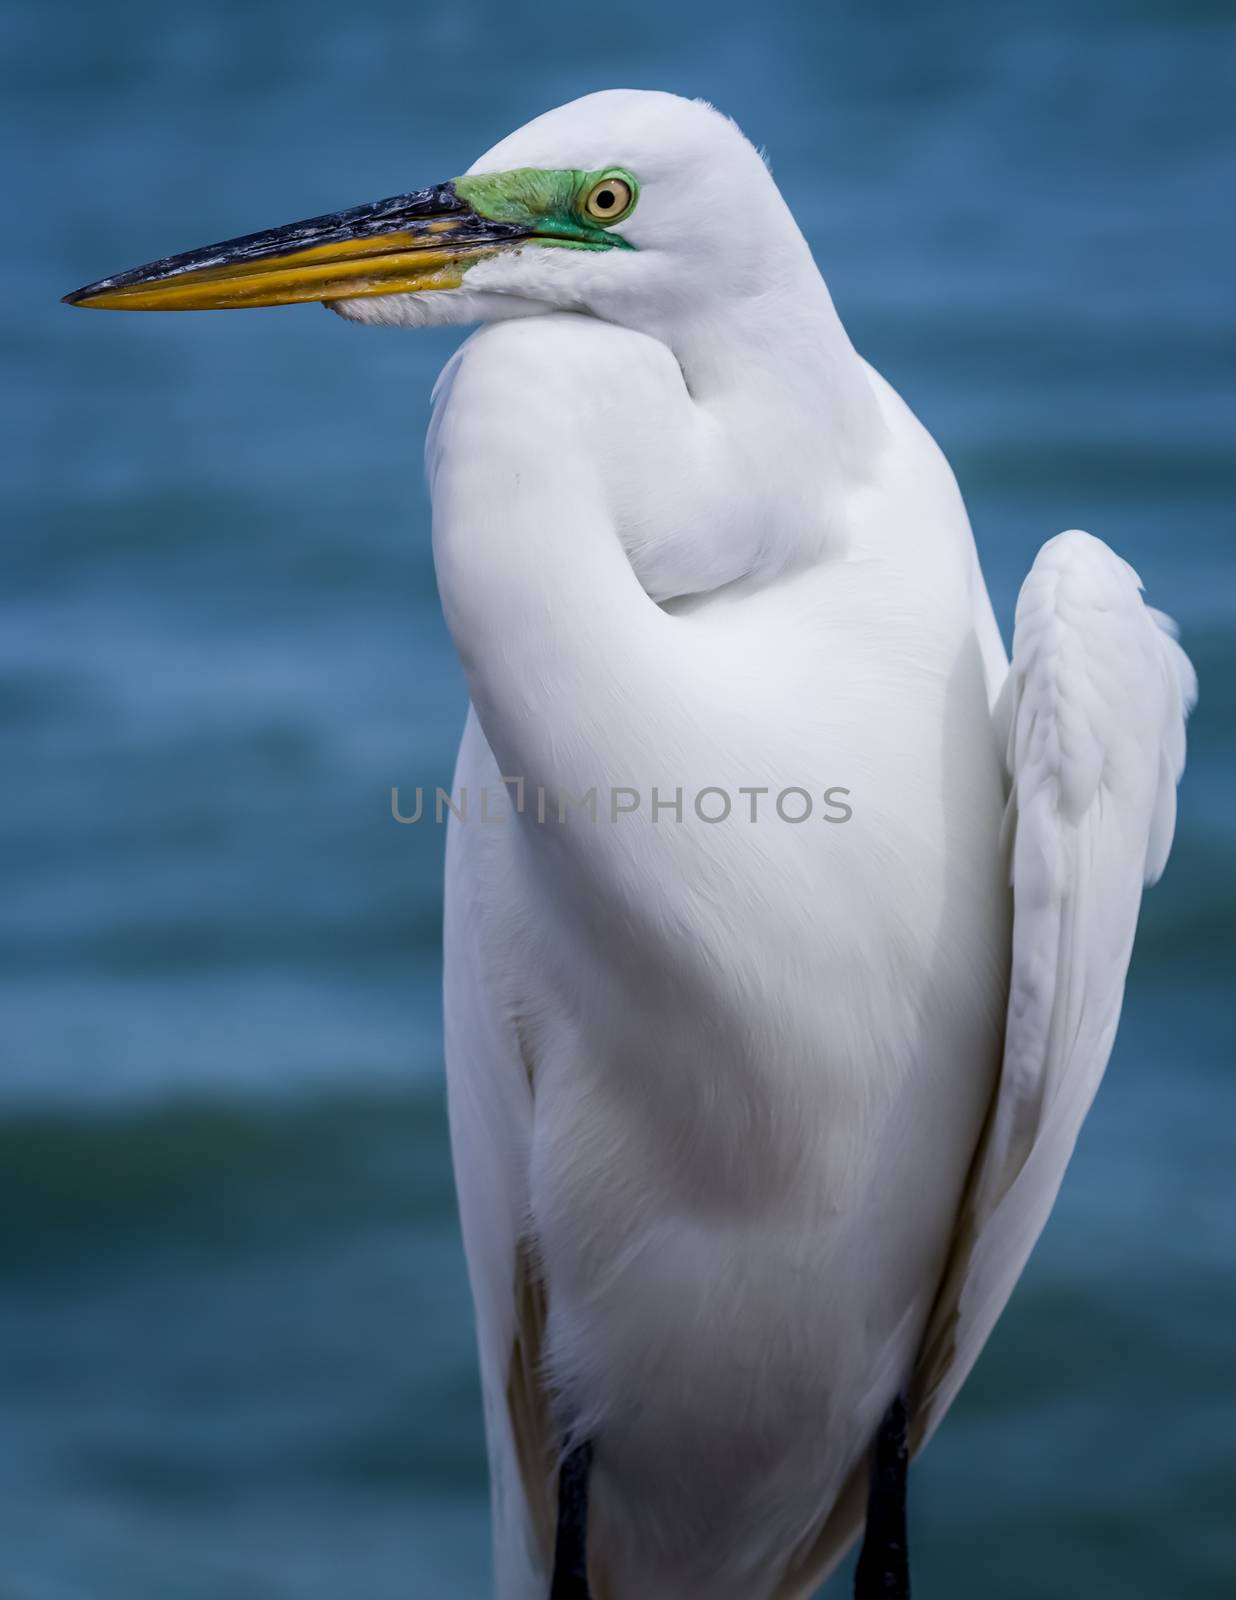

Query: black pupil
left=595, top=188, right=616, bottom=209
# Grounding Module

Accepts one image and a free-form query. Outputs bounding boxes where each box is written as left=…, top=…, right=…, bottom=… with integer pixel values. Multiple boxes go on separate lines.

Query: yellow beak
left=62, top=184, right=531, bottom=311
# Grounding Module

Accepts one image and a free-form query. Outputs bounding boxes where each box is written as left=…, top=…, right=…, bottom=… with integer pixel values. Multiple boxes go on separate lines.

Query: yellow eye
left=583, top=175, right=634, bottom=223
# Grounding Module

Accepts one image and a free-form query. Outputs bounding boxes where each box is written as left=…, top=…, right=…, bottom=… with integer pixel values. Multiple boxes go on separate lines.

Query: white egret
left=66, top=89, right=1195, bottom=1600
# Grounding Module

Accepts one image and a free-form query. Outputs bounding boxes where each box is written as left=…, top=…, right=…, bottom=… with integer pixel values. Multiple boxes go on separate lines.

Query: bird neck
left=672, top=232, right=883, bottom=480
left=653, top=263, right=887, bottom=578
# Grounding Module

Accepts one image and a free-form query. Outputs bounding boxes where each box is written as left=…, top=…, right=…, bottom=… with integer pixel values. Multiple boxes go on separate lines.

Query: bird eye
left=582, top=174, right=635, bottom=223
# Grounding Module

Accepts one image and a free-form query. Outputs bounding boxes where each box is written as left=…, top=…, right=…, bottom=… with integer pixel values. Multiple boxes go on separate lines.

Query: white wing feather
left=913, top=528, right=1196, bottom=1440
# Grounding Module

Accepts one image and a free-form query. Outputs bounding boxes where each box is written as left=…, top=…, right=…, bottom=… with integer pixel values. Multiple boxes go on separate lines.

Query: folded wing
left=912, top=528, right=1196, bottom=1442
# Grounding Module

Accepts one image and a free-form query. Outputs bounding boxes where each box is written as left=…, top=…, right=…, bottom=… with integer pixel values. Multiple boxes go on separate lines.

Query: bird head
left=63, top=91, right=809, bottom=339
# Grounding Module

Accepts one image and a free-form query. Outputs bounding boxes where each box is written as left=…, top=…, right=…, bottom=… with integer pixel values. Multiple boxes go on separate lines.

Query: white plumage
left=349, top=90, right=1196, bottom=1599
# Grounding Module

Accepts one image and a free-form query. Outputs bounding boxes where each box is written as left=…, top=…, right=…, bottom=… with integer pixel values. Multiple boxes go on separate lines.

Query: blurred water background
left=2, top=0, right=1234, bottom=1594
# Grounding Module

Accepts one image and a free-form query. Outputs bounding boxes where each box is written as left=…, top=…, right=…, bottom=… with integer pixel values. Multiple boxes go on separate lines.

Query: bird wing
left=774, top=530, right=1194, bottom=1600
left=441, top=716, right=559, bottom=1600
left=910, top=528, right=1196, bottom=1444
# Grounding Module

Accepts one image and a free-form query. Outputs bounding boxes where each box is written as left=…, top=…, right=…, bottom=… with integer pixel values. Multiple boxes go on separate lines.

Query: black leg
left=550, top=1438, right=593, bottom=1600
left=854, top=1394, right=911, bottom=1599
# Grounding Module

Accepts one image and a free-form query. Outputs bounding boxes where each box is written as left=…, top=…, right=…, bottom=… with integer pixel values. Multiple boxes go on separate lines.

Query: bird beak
left=62, top=183, right=532, bottom=311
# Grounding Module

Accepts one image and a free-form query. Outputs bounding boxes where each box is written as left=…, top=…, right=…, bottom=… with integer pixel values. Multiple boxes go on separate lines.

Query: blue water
left=3, top=0, right=1234, bottom=1594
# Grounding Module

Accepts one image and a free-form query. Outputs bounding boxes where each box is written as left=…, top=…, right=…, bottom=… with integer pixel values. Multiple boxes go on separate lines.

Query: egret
left=66, top=89, right=1195, bottom=1600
